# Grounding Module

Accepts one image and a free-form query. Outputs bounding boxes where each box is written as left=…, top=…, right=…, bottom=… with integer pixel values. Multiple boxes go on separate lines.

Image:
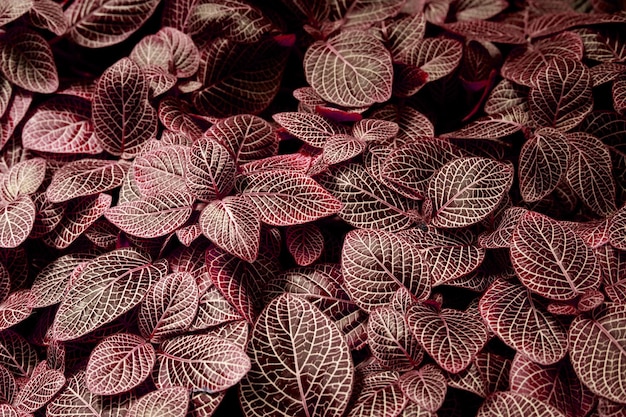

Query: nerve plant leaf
left=0, top=196, right=35, bottom=249
left=477, top=391, right=566, bottom=417
left=126, top=387, right=189, bottom=417
left=240, top=294, right=353, bottom=417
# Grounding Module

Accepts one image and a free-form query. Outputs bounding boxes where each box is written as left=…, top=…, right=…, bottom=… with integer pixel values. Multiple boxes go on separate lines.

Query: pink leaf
left=519, top=128, right=570, bottom=203
left=0, top=90, right=32, bottom=151
left=28, top=0, right=68, bottom=36
left=92, top=58, right=157, bottom=159
left=30, top=253, right=95, bottom=308
left=129, top=34, right=172, bottom=71
left=352, top=119, right=399, bottom=143
left=205, top=114, right=277, bottom=164
left=186, top=137, right=236, bottom=201
left=453, top=0, right=507, bottom=21
left=428, top=157, right=513, bottom=228
left=399, top=364, right=446, bottom=412
left=85, top=333, right=155, bottom=395
left=369, top=103, right=434, bottom=146
left=347, top=370, right=407, bottom=417
left=22, top=97, right=101, bottom=155
left=64, top=0, right=160, bottom=48
left=105, top=190, right=193, bottom=239
left=609, top=205, right=626, bottom=250
left=138, top=272, right=199, bottom=343
left=529, top=57, right=592, bottom=131
left=0, top=291, right=32, bottom=332
left=240, top=294, right=353, bottom=417
left=190, top=272, right=243, bottom=331
left=52, top=248, right=166, bottom=341
left=13, top=368, right=64, bottom=413
left=613, top=76, right=626, bottom=115
left=0, top=196, right=35, bottom=249
left=527, top=12, right=626, bottom=39
left=380, top=13, right=426, bottom=61
left=323, top=134, right=366, bottom=165
left=158, top=97, right=204, bottom=140
left=0, top=28, right=58, bottom=94
left=0, top=158, right=46, bottom=200
left=478, top=207, right=528, bottom=249
left=480, top=279, right=569, bottom=365
left=285, top=224, right=324, bottom=266
left=367, top=307, right=423, bottom=371
left=133, top=145, right=190, bottom=197
left=126, top=387, right=189, bottom=417
left=442, top=107, right=528, bottom=139
left=403, top=37, right=463, bottom=82
left=47, top=159, right=129, bottom=203
left=155, top=334, right=250, bottom=391
left=273, top=112, right=342, bottom=148
left=444, top=20, right=526, bottom=44
left=484, top=79, right=528, bottom=114
left=0, top=331, right=37, bottom=378
left=447, top=352, right=511, bottom=398
left=157, top=27, right=200, bottom=78
left=477, top=391, right=566, bottom=417
left=0, top=0, right=33, bottom=26
left=0, top=364, right=16, bottom=404
left=304, top=31, right=392, bottom=107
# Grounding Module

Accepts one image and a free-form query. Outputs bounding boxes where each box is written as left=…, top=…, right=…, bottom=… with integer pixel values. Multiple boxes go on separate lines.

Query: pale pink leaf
left=323, top=134, right=366, bottom=165
left=404, top=37, right=463, bottom=82
left=22, top=97, right=101, bottom=155
left=443, top=20, right=527, bottom=44
left=158, top=98, right=203, bottom=140
left=85, top=333, right=155, bottom=395
left=369, top=103, right=434, bottom=146
left=480, top=279, right=569, bottom=365
left=190, top=272, right=243, bottom=331
left=453, top=0, right=507, bottom=21
left=285, top=224, right=324, bottom=266
left=591, top=62, right=626, bottom=86
left=30, top=253, right=95, bottom=308
left=0, top=291, right=32, bottom=332
left=64, top=0, right=160, bottom=48
left=155, top=334, right=250, bottom=391
left=0, top=264, right=9, bottom=304
left=446, top=352, right=511, bottom=398
left=0, top=364, right=16, bottom=404
left=527, top=12, right=626, bottom=39
left=477, top=391, right=566, bottom=417
left=352, top=119, right=399, bottom=143
left=441, top=107, right=528, bottom=139
left=126, top=387, right=189, bottom=417
left=133, top=145, right=189, bottom=197
left=304, top=30, right=392, bottom=107
left=93, top=58, right=157, bottom=159
left=399, top=364, right=446, bottom=412
left=478, top=207, right=528, bottom=249
left=407, top=303, right=488, bottom=373
left=240, top=294, right=353, bottom=417
left=157, top=27, right=200, bottom=78
left=613, top=76, right=626, bottom=115
left=28, top=0, right=68, bottom=36
left=511, top=211, right=602, bottom=301
left=0, top=75, right=11, bottom=118
left=130, top=34, right=171, bottom=71
left=242, top=170, right=341, bottom=226
left=52, top=248, right=166, bottom=341
left=43, top=193, right=111, bottom=249
left=0, top=90, right=32, bottom=151
left=484, top=79, right=528, bottom=114
left=13, top=368, right=64, bottom=413
left=529, top=57, right=592, bottom=131
left=428, top=157, right=513, bottom=228
left=502, top=32, right=584, bottom=87
left=206, top=114, right=277, bottom=164
left=597, top=397, right=626, bottom=417
left=510, top=354, right=595, bottom=417
left=569, top=304, right=626, bottom=404
left=380, top=13, right=426, bottom=61
left=0, top=330, right=37, bottom=377
left=0, top=28, right=58, bottom=94
left=346, top=371, right=407, bottom=417
left=519, top=128, right=570, bottom=203
left=47, top=159, right=129, bottom=203
left=186, top=137, right=235, bottom=201
left=0, top=158, right=46, bottom=200
left=0, top=196, right=35, bottom=249
left=367, top=307, right=423, bottom=371
left=609, top=205, right=626, bottom=250
left=333, top=0, right=404, bottom=29
left=138, top=272, right=199, bottom=343
left=273, top=112, right=341, bottom=148
left=0, top=0, right=33, bottom=26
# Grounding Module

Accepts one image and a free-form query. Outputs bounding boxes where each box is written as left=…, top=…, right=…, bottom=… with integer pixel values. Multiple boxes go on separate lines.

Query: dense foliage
left=0, top=0, right=625, bottom=416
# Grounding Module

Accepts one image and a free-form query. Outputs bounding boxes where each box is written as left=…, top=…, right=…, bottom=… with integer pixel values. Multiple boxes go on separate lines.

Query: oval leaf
left=30, top=253, right=95, bottom=308
left=47, top=159, right=129, bottom=203
left=13, top=368, right=65, bottom=413
left=206, top=114, right=277, bottom=164
left=0, top=196, right=35, bottom=249
left=126, top=387, right=189, bottom=417
left=285, top=224, right=324, bottom=266
left=404, top=37, right=463, bottom=82
left=477, top=391, right=565, bottom=417
left=399, top=364, right=446, bottom=412
left=133, top=145, right=189, bottom=197
left=186, top=137, right=236, bottom=201
left=367, top=307, right=423, bottom=371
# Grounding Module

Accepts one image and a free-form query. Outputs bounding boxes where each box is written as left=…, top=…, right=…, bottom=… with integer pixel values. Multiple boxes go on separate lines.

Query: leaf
left=186, top=0, right=273, bottom=43
left=399, top=364, right=446, bottom=412
left=319, top=163, right=418, bottom=231
left=0, top=158, right=46, bottom=200
left=501, top=32, right=584, bottom=88
left=93, top=58, right=158, bottom=159
left=0, top=330, right=37, bottom=377
left=52, top=248, right=166, bottom=341
left=285, top=224, right=324, bottom=266
left=0, top=75, right=11, bottom=119
left=0, top=364, right=15, bottom=404
left=453, top=0, right=507, bottom=21
left=30, top=253, right=95, bottom=308
left=352, top=119, right=399, bottom=143
left=407, top=303, right=488, bottom=373
left=22, top=97, right=101, bottom=155
left=242, top=170, right=341, bottom=226
left=380, top=13, right=426, bottom=61
left=403, top=38, right=463, bottom=82
left=64, top=0, right=160, bottom=48
left=193, top=37, right=290, bottom=117
left=484, top=79, right=528, bottom=114
left=13, top=368, right=65, bottom=413
left=609, top=205, right=626, bottom=250
left=527, top=12, right=626, bottom=39
left=478, top=207, right=528, bottom=249
left=333, top=0, right=404, bottom=29
left=133, top=145, right=190, bottom=197
left=47, top=159, right=129, bottom=203
left=446, top=352, right=511, bottom=398
left=369, top=103, right=434, bottom=146
left=206, top=114, right=277, bottom=164
left=342, top=229, right=429, bottom=312
left=240, top=294, right=353, bottom=417
left=304, top=30, right=392, bottom=108
left=480, top=279, right=569, bottom=365
left=0, top=196, right=35, bottom=249
left=442, top=107, right=528, bottom=140
left=157, top=27, right=200, bottom=78
left=529, top=57, right=593, bottom=131
left=519, top=128, right=570, bottom=203
left=158, top=97, right=204, bottom=140
left=0, top=0, right=33, bottom=26
left=43, top=193, right=111, bottom=249
left=346, top=370, right=407, bottom=417
left=382, top=138, right=464, bottom=199
left=155, top=334, right=250, bottom=391
left=428, top=157, right=513, bottom=228
left=569, top=304, right=626, bottom=404
left=28, top=0, right=68, bottom=36
left=511, top=211, right=601, bottom=301
left=0, top=291, right=32, bottom=332
left=126, top=387, right=189, bottom=417
left=510, top=355, right=595, bottom=417
left=367, top=307, right=423, bottom=371
left=105, top=191, right=193, bottom=239
left=130, top=34, right=171, bottom=71
left=565, top=132, right=617, bottom=216
left=477, top=391, right=566, bottom=417
left=273, top=112, right=341, bottom=148
left=0, top=28, right=58, bottom=94
left=321, top=134, right=365, bottom=165
left=443, top=21, right=527, bottom=44
left=190, top=273, right=243, bottom=331
left=138, top=272, right=199, bottom=343
left=85, top=333, right=155, bottom=395
left=0, top=90, right=32, bottom=151
left=614, top=76, right=626, bottom=115
left=186, top=137, right=235, bottom=201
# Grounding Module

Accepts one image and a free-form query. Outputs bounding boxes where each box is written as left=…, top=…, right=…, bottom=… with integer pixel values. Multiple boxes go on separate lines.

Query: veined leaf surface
left=47, top=159, right=129, bottom=203
left=126, top=387, right=189, bottom=417
left=477, top=391, right=566, bottom=417
left=0, top=196, right=35, bottom=249
left=367, top=307, right=423, bottom=371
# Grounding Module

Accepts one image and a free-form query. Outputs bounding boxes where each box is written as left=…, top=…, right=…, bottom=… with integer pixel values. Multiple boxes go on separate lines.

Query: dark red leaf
left=285, top=224, right=324, bottom=266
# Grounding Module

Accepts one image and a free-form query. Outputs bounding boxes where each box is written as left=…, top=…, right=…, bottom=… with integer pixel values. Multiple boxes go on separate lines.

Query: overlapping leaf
left=0, top=90, right=32, bottom=150
left=47, top=159, right=129, bottom=203
left=367, top=307, right=423, bottom=371
left=126, top=387, right=189, bottom=417
left=0, top=158, right=46, bottom=200
left=158, top=97, right=203, bottom=140
left=511, top=211, right=601, bottom=300
left=28, top=0, right=68, bottom=36
left=52, top=248, right=166, bottom=341
left=0, top=0, right=33, bottom=26
left=304, top=30, right=392, bottom=108
left=13, top=367, right=65, bottom=413
left=138, top=272, right=198, bottom=343
left=273, top=112, right=341, bottom=149
left=30, top=253, right=95, bottom=308
left=403, top=37, right=463, bottom=82
left=186, top=136, right=235, bottom=201
left=157, top=27, right=200, bottom=78
left=446, top=352, right=511, bottom=398
left=477, top=391, right=566, bottom=417
left=190, top=272, right=243, bottom=331
left=399, top=364, right=446, bottom=412
left=428, top=157, right=513, bottom=228
left=240, top=294, right=353, bottom=417
left=155, top=334, right=250, bottom=391
left=480, top=280, right=569, bottom=365
left=205, top=114, right=277, bottom=164
left=0, top=330, right=37, bottom=377
left=133, top=145, right=189, bottom=197
left=0, top=196, right=35, bottom=249
left=285, top=224, right=324, bottom=266
left=347, top=370, right=407, bottom=417
left=0, top=290, right=33, bottom=331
